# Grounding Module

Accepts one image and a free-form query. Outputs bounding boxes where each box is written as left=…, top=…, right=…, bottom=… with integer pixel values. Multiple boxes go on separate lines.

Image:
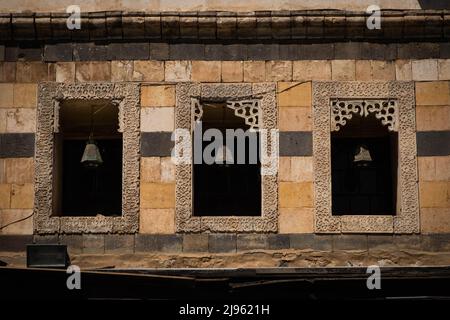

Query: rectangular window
left=331, top=113, right=398, bottom=215
left=193, top=102, right=261, bottom=216
left=55, top=99, right=122, bottom=216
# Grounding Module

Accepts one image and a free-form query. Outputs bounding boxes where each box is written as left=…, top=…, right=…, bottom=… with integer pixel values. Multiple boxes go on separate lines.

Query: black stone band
left=0, top=133, right=35, bottom=158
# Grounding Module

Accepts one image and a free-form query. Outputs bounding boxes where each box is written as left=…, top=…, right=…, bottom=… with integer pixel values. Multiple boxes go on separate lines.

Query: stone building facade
left=0, top=1, right=449, bottom=267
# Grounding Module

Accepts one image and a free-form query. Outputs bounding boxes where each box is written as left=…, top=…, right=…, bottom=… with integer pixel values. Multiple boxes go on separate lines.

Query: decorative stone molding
left=175, top=83, right=278, bottom=233
left=35, top=82, right=140, bottom=234
left=3, top=10, right=449, bottom=42
left=312, top=81, right=419, bottom=234
left=331, top=99, right=398, bottom=132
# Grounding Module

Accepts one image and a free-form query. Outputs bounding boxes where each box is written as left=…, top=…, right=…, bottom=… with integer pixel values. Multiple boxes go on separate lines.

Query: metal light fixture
left=353, top=144, right=372, bottom=166
left=81, top=105, right=103, bottom=168
left=215, top=144, right=234, bottom=165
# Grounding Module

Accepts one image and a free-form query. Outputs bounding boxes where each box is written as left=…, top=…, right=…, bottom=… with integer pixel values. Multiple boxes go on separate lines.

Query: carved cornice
left=1, top=10, right=449, bottom=42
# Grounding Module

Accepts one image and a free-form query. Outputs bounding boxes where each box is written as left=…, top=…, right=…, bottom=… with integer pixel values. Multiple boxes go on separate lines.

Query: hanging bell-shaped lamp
left=81, top=135, right=103, bottom=168
left=81, top=105, right=103, bottom=168
left=215, top=144, right=234, bottom=165
left=353, top=144, right=372, bottom=167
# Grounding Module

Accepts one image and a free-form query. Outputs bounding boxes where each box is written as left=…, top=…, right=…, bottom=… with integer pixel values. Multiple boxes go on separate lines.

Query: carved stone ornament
left=176, top=83, right=278, bottom=233
left=313, top=81, right=419, bottom=234
left=35, top=83, right=140, bottom=234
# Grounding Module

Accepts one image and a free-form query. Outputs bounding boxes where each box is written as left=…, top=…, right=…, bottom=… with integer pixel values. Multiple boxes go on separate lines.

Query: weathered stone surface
left=16, top=62, right=49, bottom=82
left=237, top=234, right=268, bottom=251
left=412, top=59, right=439, bottom=81
left=140, top=157, right=160, bottom=182
left=279, top=207, right=314, bottom=233
left=136, top=234, right=182, bottom=253
left=33, top=234, right=59, bottom=245
left=333, top=235, right=368, bottom=251
left=221, top=61, right=243, bottom=82
left=0, top=184, right=10, bottom=208
left=183, top=234, right=209, bottom=252
left=416, top=106, right=450, bottom=131
left=160, top=157, right=175, bottom=182
left=371, top=61, right=396, bottom=80
left=355, top=60, right=372, bottom=80
left=243, top=61, right=265, bottom=82
left=289, top=234, right=332, bottom=251
left=10, top=183, right=33, bottom=209
left=0, top=83, right=13, bottom=107
left=395, top=60, right=412, bottom=80
left=438, top=59, right=450, bottom=80
left=140, top=183, right=175, bottom=208
left=279, top=182, right=313, bottom=208
left=133, top=60, right=164, bottom=81
left=418, top=157, right=436, bottom=181
left=0, top=235, right=33, bottom=251
left=5, top=108, right=35, bottom=133
left=265, top=61, right=292, bottom=81
left=208, top=234, right=236, bottom=253
left=13, top=83, right=37, bottom=108
left=170, top=44, right=205, bottom=60
left=75, top=61, right=111, bottom=82
left=415, top=81, right=450, bottom=105
left=279, top=107, right=311, bottom=131
left=59, top=234, right=83, bottom=254
left=0, top=209, right=33, bottom=234
left=298, top=44, right=334, bottom=60
left=419, top=181, right=448, bottom=207
left=0, top=62, right=16, bottom=82
left=0, top=133, right=35, bottom=157
left=55, top=62, right=75, bottom=82
left=331, top=60, right=355, bottom=80
left=139, top=208, right=175, bottom=234
left=191, top=61, right=221, bottom=82
left=290, top=157, right=313, bottom=182
left=82, top=234, right=105, bottom=254
left=279, top=131, right=312, bottom=156
left=4, top=158, right=34, bottom=183
left=111, top=60, right=134, bottom=81
left=73, top=43, right=107, bottom=61
left=421, top=234, right=450, bottom=252
left=277, top=82, right=311, bottom=107
left=293, top=60, right=331, bottom=81
left=421, top=208, right=450, bottom=233
left=141, top=107, right=174, bottom=132
left=435, top=156, right=450, bottom=181
left=247, top=44, right=278, bottom=60
left=141, top=85, right=175, bottom=107
left=150, top=43, right=170, bottom=60
left=141, top=132, right=173, bottom=156
left=267, top=234, right=290, bottom=250
left=164, top=61, right=191, bottom=82
left=367, top=235, right=395, bottom=251
left=105, top=234, right=134, bottom=254
left=417, top=131, right=450, bottom=156
left=107, top=43, right=149, bottom=60
left=43, top=43, right=72, bottom=62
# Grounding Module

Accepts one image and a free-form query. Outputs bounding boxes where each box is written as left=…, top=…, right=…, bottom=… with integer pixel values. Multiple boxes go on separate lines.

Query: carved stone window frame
left=175, top=83, right=278, bottom=233
left=312, top=81, right=419, bottom=234
left=35, top=83, right=140, bottom=234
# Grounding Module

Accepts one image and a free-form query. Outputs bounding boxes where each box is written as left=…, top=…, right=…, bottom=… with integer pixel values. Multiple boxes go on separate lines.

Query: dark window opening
left=54, top=99, right=122, bottom=216
left=193, top=103, right=261, bottom=216
left=331, top=113, right=397, bottom=215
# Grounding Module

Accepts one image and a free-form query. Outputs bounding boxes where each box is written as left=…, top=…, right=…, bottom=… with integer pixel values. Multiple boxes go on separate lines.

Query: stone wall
left=0, top=7, right=450, bottom=261
left=1, top=54, right=449, bottom=238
